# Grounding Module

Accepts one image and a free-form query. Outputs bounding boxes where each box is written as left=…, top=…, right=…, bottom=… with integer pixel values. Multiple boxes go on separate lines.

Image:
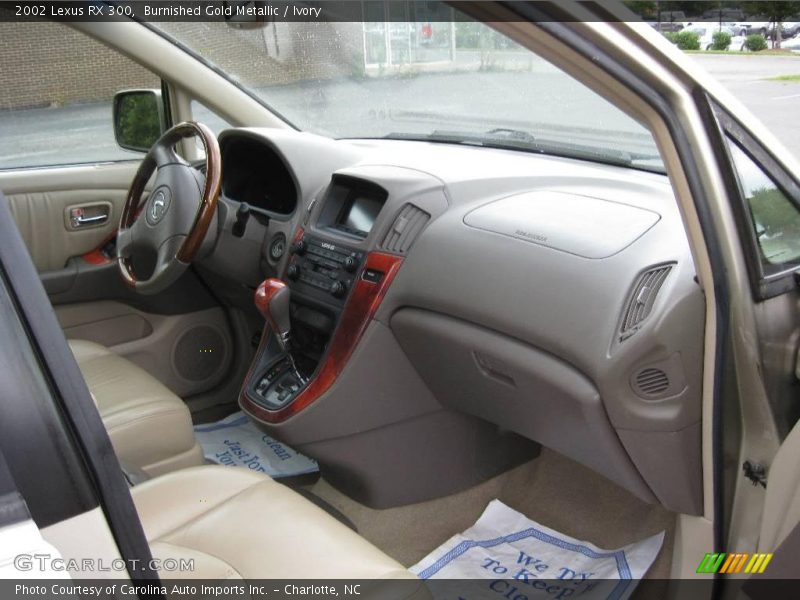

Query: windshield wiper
left=383, top=129, right=537, bottom=150
left=381, top=129, right=664, bottom=173
left=485, top=128, right=538, bottom=143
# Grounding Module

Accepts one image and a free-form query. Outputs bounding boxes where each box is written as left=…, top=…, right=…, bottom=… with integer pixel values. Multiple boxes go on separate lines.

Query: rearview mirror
left=113, top=89, right=166, bottom=153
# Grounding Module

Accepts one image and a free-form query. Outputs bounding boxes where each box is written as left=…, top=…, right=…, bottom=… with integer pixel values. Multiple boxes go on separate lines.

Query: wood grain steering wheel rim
left=118, top=121, right=221, bottom=289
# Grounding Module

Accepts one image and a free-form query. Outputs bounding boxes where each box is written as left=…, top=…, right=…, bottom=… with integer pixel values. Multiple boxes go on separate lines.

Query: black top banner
left=0, top=0, right=800, bottom=24
left=2, top=1, right=798, bottom=24
left=6, top=1, right=478, bottom=22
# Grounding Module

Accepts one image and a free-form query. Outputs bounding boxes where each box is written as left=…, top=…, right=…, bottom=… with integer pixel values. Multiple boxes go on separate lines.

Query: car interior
left=6, top=110, right=702, bottom=581
left=0, top=19, right=708, bottom=584
left=3, top=5, right=800, bottom=587
left=7, top=134, right=697, bottom=581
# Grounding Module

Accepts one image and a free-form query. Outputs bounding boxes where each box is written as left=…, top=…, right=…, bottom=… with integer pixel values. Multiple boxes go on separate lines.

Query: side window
left=0, top=22, right=161, bottom=170
left=727, top=138, right=800, bottom=276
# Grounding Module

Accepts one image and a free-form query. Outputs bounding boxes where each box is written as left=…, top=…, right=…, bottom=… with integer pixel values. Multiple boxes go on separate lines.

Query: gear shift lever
left=255, top=278, right=305, bottom=383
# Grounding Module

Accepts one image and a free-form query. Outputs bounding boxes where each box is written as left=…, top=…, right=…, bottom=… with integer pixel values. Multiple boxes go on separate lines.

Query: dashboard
left=200, top=127, right=705, bottom=517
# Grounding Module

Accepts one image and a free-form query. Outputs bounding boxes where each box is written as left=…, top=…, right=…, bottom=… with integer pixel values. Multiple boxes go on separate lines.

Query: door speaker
left=172, top=325, right=227, bottom=382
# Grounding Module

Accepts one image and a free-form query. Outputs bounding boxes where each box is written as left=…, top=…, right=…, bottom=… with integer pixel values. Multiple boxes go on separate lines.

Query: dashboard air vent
left=380, top=203, right=430, bottom=255
left=633, top=368, right=670, bottom=397
left=619, top=264, right=674, bottom=340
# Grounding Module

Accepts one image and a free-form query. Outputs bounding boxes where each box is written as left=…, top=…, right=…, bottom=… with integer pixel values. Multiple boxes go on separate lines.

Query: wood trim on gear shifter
left=254, top=278, right=289, bottom=336
left=241, top=251, right=404, bottom=424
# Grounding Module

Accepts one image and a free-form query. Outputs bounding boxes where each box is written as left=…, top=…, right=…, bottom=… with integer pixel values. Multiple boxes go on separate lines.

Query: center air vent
left=380, top=203, right=430, bottom=255
left=619, top=264, right=674, bottom=340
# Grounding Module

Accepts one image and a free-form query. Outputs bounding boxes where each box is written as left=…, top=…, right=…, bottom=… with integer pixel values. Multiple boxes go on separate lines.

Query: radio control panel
left=286, top=234, right=365, bottom=304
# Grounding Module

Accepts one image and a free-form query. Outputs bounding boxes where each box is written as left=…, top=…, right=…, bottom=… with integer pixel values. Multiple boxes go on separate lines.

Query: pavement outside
left=0, top=52, right=798, bottom=170
left=692, top=54, right=800, bottom=163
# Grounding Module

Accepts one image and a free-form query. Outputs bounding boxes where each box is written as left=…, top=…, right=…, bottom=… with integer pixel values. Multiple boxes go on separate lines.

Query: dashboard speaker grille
left=633, top=367, right=670, bottom=397
left=619, top=264, right=674, bottom=339
left=380, top=203, right=430, bottom=254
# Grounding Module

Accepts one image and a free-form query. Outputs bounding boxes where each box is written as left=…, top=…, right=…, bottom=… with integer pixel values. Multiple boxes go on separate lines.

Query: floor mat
left=410, top=499, right=663, bottom=600
left=193, top=411, right=318, bottom=478
left=311, top=448, right=675, bottom=577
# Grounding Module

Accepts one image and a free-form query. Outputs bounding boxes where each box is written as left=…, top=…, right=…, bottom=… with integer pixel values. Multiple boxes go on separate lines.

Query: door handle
left=66, top=203, right=111, bottom=230
left=72, top=214, right=108, bottom=226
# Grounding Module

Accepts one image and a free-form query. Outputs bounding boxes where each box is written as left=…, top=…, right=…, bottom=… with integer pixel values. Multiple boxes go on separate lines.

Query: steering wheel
left=117, top=122, right=221, bottom=295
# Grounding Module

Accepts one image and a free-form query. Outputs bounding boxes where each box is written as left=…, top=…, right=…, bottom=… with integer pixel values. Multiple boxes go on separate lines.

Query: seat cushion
left=132, top=465, right=418, bottom=580
left=69, top=339, right=203, bottom=476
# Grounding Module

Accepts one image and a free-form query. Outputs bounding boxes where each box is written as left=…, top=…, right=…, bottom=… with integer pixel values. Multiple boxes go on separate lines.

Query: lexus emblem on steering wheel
left=146, top=188, right=171, bottom=226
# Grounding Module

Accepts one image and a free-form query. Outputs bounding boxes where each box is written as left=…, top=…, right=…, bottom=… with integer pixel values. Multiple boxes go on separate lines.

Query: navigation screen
left=343, top=195, right=383, bottom=235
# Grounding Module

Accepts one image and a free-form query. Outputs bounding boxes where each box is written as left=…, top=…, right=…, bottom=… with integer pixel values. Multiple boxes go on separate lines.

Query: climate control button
left=343, top=256, right=357, bottom=272
left=330, top=280, right=347, bottom=298
left=291, top=240, right=307, bottom=256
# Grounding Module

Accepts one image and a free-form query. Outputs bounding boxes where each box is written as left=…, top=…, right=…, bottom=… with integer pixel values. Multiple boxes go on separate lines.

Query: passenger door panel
left=0, top=162, right=137, bottom=270
left=6, top=188, right=124, bottom=273
left=0, top=163, right=234, bottom=400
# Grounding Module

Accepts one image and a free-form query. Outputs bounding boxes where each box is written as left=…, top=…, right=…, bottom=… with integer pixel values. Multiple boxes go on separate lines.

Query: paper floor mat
left=193, top=411, right=318, bottom=478
left=410, top=499, right=664, bottom=600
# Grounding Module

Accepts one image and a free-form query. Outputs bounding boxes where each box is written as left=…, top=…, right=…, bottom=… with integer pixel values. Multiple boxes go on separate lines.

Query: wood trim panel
left=80, top=249, right=111, bottom=266
left=176, top=122, right=222, bottom=263
left=80, top=227, right=119, bottom=266
left=254, top=278, right=289, bottom=335
left=241, top=251, right=404, bottom=424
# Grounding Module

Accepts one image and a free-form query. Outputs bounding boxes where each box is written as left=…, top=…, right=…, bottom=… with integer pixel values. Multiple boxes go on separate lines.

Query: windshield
left=155, top=13, right=664, bottom=173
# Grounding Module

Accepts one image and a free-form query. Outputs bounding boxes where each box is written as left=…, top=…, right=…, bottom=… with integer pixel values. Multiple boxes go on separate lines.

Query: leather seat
left=68, top=339, right=204, bottom=476
left=132, top=465, right=419, bottom=581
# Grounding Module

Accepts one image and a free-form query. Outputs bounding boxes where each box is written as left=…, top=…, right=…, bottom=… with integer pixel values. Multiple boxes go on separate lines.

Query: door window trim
left=712, top=102, right=800, bottom=300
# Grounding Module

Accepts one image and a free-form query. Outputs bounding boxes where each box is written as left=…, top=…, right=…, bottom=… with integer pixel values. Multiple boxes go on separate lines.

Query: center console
left=240, top=175, right=402, bottom=423
left=234, top=157, right=533, bottom=511
left=285, top=174, right=389, bottom=306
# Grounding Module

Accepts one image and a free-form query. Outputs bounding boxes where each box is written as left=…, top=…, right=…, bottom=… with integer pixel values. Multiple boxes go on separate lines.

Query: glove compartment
left=391, top=307, right=656, bottom=503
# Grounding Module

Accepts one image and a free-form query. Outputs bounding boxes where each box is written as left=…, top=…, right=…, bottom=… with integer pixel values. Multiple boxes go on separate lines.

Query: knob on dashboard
left=330, top=280, right=346, bottom=298
left=292, top=240, right=307, bottom=256
left=287, top=264, right=300, bottom=280
left=343, top=256, right=357, bottom=272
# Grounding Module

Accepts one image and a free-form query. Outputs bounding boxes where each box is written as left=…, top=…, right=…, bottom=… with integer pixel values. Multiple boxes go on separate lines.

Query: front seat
left=132, top=465, right=419, bottom=582
left=68, top=339, right=204, bottom=476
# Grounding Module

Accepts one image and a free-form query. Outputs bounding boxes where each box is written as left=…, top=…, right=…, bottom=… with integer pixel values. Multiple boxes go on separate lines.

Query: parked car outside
left=648, top=20, right=685, bottom=33
left=670, top=25, right=747, bottom=51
